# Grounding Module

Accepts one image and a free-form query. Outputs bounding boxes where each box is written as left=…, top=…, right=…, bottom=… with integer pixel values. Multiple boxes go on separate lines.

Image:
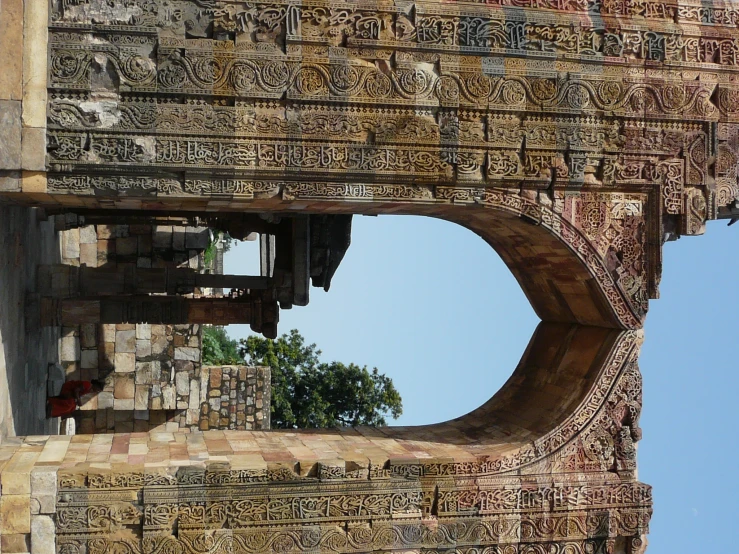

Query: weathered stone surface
left=97, top=392, right=114, bottom=409
left=79, top=226, right=97, bottom=244
left=30, top=469, right=56, bottom=499
left=0, top=496, right=30, bottom=534
left=0, top=0, right=23, bottom=101
left=114, top=375, right=134, bottom=400
left=174, top=347, right=199, bottom=362
left=80, top=349, right=98, bottom=369
left=0, top=101, right=21, bottom=170
left=114, top=353, right=135, bottom=373
left=61, top=228, right=79, bottom=261
left=0, top=171, right=21, bottom=191
left=1, top=533, right=29, bottom=553
left=21, top=0, right=47, bottom=128
left=136, top=324, right=151, bottom=340
left=20, top=127, right=46, bottom=171
left=60, top=336, right=79, bottom=363
left=31, top=516, right=54, bottom=554
left=161, top=385, right=176, bottom=410
left=115, top=330, right=136, bottom=353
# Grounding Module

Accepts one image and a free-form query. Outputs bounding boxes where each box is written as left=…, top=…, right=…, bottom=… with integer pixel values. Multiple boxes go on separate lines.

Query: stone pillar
left=37, top=264, right=272, bottom=298
left=40, top=295, right=278, bottom=337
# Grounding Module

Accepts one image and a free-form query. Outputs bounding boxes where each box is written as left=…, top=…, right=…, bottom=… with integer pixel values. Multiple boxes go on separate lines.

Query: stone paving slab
left=0, top=205, right=60, bottom=438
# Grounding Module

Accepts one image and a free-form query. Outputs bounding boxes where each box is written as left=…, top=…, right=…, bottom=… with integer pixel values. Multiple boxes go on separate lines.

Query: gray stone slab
left=0, top=101, right=22, bottom=169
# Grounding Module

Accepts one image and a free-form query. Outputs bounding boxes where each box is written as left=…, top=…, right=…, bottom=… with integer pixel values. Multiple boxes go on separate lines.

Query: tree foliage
left=202, top=326, right=243, bottom=366
left=240, top=330, right=402, bottom=428
left=202, top=327, right=403, bottom=428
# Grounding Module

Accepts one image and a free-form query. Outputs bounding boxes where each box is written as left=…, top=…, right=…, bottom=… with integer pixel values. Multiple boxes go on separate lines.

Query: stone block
left=21, top=0, right=48, bottom=127
left=209, top=367, right=222, bottom=389
left=135, top=361, right=161, bottom=384
left=136, top=339, right=152, bottom=359
left=0, top=100, right=21, bottom=169
left=114, top=399, right=134, bottom=411
left=97, top=225, right=114, bottom=239
left=80, top=324, right=97, bottom=348
left=136, top=323, right=151, bottom=340
left=185, top=227, right=209, bottom=249
left=80, top=349, right=98, bottom=369
left=174, top=360, right=194, bottom=373
left=62, top=228, right=80, bottom=261
left=188, top=380, right=200, bottom=411
left=1, top=533, right=29, bottom=553
left=31, top=516, right=55, bottom=554
left=21, top=127, right=46, bottom=171
left=99, top=342, right=115, bottom=371
left=151, top=334, right=169, bottom=355
left=60, top=336, right=79, bottom=363
left=134, top=385, right=150, bottom=410
left=115, top=330, right=136, bottom=353
left=101, top=324, right=116, bottom=342
left=0, top=170, right=21, bottom=191
left=2, top=469, right=30, bottom=495
left=21, top=170, right=46, bottom=192
left=80, top=243, right=98, bottom=267
left=0, top=0, right=23, bottom=100
left=97, top=392, right=114, bottom=409
left=175, top=347, right=200, bottom=362
left=114, top=352, right=135, bottom=373
left=30, top=469, right=56, bottom=499
left=114, top=375, right=135, bottom=399
left=153, top=226, right=173, bottom=249
left=186, top=408, right=199, bottom=426
left=175, top=371, right=190, bottom=396
left=33, top=495, right=55, bottom=515
left=79, top=225, right=97, bottom=244
left=1, top=496, right=30, bottom=533
left=161, top=385, right=176, bottom=410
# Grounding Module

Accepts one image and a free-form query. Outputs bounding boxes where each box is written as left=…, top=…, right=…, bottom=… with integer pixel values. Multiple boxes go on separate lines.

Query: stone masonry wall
left=199, top=366, right=270, bottom=431
left=58, top=221, right=209, bottom=433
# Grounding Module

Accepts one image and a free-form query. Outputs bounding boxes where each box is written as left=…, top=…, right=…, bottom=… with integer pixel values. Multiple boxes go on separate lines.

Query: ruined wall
left=57, top=221, right=209, bottom=432
left=53, top=221, right=271, bottom=433
left=199, top=366, right=270, bottom=431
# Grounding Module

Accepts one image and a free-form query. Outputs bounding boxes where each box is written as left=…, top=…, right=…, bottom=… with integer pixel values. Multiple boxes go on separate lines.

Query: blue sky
left=225, top=215, right=738, bottom=553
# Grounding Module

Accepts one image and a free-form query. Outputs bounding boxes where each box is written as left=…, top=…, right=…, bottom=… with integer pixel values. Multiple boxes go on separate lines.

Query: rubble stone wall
left=199, top=366, right=270, bottom=431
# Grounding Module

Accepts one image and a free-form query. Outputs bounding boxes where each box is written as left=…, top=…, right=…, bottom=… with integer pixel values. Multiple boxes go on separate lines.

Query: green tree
left=240, top=329, right=403, bottom=428
left=202, top=326, right=244, bottom=366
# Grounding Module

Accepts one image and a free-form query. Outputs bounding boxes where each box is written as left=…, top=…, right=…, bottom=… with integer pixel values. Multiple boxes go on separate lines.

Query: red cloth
left=59, top=381, right=92, bottom=398
left=48, top=397, right=77, bottom=418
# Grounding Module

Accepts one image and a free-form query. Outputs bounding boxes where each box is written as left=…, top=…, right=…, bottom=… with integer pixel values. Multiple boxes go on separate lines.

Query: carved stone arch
left=244, top=183, right=647, bottom=328
left=26, top=0, right=739, bottom=549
